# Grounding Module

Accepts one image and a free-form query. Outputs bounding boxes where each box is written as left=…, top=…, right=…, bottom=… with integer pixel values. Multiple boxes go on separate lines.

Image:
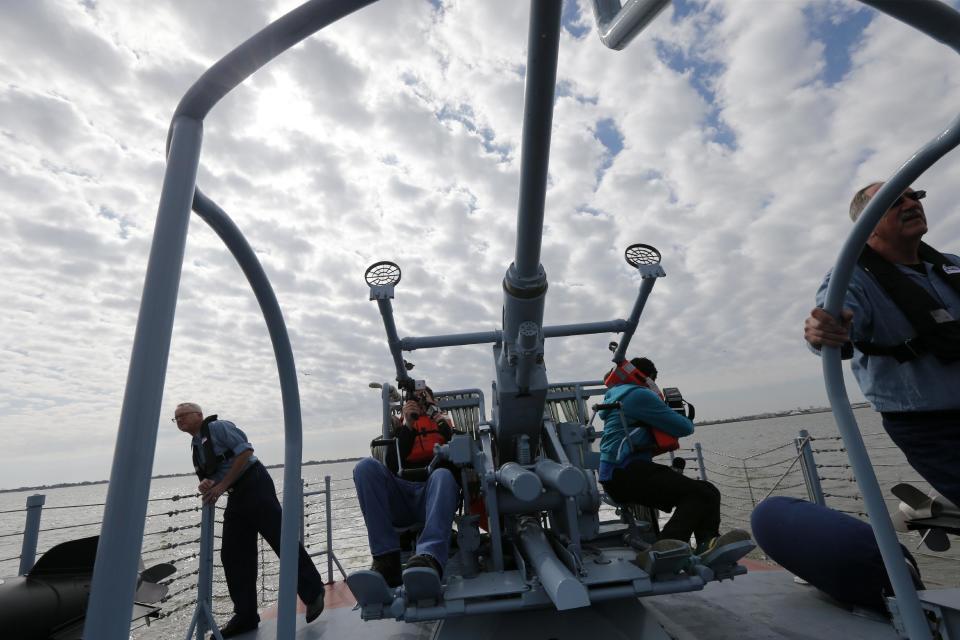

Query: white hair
left=176, top=402, right=203, bottom=415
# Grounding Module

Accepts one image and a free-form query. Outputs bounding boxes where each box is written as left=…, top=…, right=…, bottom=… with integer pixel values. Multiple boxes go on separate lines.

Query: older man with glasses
left=804, top=182, right=960, bottom=507
left=173, top=403, right=326, bottom=638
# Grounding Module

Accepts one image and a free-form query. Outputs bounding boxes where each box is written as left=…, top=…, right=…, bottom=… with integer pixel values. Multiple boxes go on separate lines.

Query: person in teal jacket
left=599, top=357, right=746, bottom=558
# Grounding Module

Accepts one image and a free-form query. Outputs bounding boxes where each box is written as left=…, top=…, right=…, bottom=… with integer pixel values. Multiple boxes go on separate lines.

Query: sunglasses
left=891, top=189, right=926, bottom=208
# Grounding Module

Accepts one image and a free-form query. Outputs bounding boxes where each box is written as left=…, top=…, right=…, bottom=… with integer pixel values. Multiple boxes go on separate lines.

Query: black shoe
left=405, top=553, right=442, bottom=579
left=305, top=590, right=325, bottom=623
left=371, top=551, right=402, bottom=587
left=214, top=615, right=259, bottom=638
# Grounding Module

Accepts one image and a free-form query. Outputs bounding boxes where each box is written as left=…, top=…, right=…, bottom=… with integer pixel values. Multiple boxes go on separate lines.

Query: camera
left=662, top=387, right=695, bottom=421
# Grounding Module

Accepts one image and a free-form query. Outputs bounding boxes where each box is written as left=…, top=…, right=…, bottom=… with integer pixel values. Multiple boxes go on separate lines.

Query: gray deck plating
left=237, top=569, right=899, bottom=639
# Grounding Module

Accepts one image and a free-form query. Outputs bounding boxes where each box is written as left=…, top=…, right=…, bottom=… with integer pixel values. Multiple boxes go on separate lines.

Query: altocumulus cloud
left=1, top=0, right=959, bottom=488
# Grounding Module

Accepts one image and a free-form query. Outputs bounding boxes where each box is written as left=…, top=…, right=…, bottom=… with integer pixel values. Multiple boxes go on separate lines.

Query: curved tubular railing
left=822, top=2, right=960, bottom=638
left=85, top=1, right=377, bottom=639
left=190, top=188, right=306, bottom=629
left=591, top=0, right=671, bottom=51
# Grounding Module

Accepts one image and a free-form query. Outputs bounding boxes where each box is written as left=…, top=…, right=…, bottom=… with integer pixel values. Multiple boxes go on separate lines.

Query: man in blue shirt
left=598, top=358, right=748, bottom=561
left=175, top=403, right=326, bottom=638
left=804, top=183, right=960, bottom=506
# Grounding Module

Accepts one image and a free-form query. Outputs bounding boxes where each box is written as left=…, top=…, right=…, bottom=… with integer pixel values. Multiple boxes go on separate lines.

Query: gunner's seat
left=601, top=493, right=658, bottom=550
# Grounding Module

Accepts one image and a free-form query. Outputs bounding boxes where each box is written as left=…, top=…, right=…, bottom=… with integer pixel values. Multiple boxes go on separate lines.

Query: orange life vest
left=604, top=360, right=680, bottom=456
left=404, top=415, right=447, bottom=465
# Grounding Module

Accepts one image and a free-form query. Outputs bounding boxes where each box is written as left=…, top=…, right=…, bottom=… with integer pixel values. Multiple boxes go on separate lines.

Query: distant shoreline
left=0, top=457, right=363, bottom=494
left=3, top=403, right=873, bottom=493
left=695, top=402, right=870, bottom=426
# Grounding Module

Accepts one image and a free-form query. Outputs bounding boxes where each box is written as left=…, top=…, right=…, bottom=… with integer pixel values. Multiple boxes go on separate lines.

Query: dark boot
left=405, top=553, right=442, bottom=579
left=305, top=590, right=325, bottom=623
left=371, top=551, right=402, bottom=587
left=214, top=614, right=259, bottom=638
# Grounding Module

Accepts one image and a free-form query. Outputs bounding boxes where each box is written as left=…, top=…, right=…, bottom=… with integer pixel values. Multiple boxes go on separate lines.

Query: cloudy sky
left=2, top=0, right=959, bottom=489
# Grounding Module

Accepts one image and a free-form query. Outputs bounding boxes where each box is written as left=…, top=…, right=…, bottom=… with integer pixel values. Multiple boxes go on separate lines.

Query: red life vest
left=405, top=416, right=447, bottom=465
left=604, top=360, right=680, bottom=456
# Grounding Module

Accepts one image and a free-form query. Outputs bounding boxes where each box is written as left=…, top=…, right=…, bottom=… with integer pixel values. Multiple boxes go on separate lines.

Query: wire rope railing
left=4, top=421, right=958, bottom=638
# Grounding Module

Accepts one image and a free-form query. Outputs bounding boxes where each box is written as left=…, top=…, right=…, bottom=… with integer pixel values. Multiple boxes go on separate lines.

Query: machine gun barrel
left=518, top=519, right=590, bottom=610
left=496, top=462, right=543, bottom=502
left=534, top=459, right=585, bottom=497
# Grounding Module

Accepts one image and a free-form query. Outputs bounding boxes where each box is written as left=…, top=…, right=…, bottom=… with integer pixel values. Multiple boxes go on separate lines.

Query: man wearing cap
left=174, top=403, right=326, bottom=638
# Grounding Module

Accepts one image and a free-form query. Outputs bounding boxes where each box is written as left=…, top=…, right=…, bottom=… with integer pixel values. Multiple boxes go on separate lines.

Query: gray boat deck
left=221, top=563, right=898, bottom=639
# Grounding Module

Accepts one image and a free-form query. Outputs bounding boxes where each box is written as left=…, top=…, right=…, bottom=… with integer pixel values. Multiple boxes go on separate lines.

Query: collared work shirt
left=814, top=253, right=960, bottom=412
left=191, top=419, right=257, bottom=483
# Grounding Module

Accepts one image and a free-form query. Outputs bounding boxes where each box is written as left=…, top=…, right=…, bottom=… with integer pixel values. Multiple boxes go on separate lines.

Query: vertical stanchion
left=325, top=475, right=333, bottom=584
left=694, top=443, right=707, bottom=481
left=260, top=536, right=265, bottom=607
left=18, top=494, right=45, bottom=576
left=185, top=503, right=222, bottom=640
left=574, top=384, right=587, bottom=424
left=743, top=461, right=757, bottom=507
left=796, top=429, right=826, bottom=506
left=300, top=478, right=306, bottom=544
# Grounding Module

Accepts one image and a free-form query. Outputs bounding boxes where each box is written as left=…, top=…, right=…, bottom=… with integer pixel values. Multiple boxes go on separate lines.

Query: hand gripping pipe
left=84, top=2, right=378, bottom=638
left=821, top=3, right=960, bottom=638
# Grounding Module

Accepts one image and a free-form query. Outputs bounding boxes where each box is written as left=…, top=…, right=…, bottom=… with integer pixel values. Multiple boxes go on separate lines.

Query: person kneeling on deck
left=173, top=403, right=326, bottom=639
left=353, top=384, right=459, bottom=587
left=598, top=358, right=750, bottom=567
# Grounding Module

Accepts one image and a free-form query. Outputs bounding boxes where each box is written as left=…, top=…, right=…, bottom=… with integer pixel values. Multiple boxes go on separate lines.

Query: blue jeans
left=352, top=457, right=459, bottom=567
left=882, top=410, right=960, bottom=507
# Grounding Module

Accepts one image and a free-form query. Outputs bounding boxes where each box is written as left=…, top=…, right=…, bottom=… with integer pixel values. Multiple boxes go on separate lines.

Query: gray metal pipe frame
left=518, top=519, right=590, bottom=610
left=591, top=0, right=672, bottom=51
left=84, top=1, right=378, bottom=638
left=376, top=298, right=413, bottom=384
left=797, top=430, right=826, bottom=507
left=185, top=504, right=219, bottom=640
left=821, top=4, right=960, bottom=637
left=400, top=320, right=627, bottom=352
left=192, top=187, right=310, bottom=627
left=694, top=443, right=707, bottom=481
left=85, top=116, right=203, bottom=640
left=548, top=380, right=605, bottom=390
left=401, top=329, right=501, bottom=351
left=325, top=475, right=334, bottom=584
left=381, top=382, right=395, bottom=439
left=437, top=387, right=487, bottom=422
left=544, top=320, right=629, bottom=339
left=18, top=494, right=44, bottom=576
left=612, top=277, right=658, bottom=363
left=513, top=0, right=563, bottom=280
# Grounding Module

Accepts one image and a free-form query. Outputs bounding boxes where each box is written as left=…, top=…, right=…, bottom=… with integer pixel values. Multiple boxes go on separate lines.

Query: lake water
left=1, top=406, right=957, bottom=638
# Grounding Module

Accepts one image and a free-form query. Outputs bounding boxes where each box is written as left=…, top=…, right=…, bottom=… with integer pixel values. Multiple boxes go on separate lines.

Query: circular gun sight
left=365, top=261, right=402, bottom=287
left=624, top=244, right=661, bottom=268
